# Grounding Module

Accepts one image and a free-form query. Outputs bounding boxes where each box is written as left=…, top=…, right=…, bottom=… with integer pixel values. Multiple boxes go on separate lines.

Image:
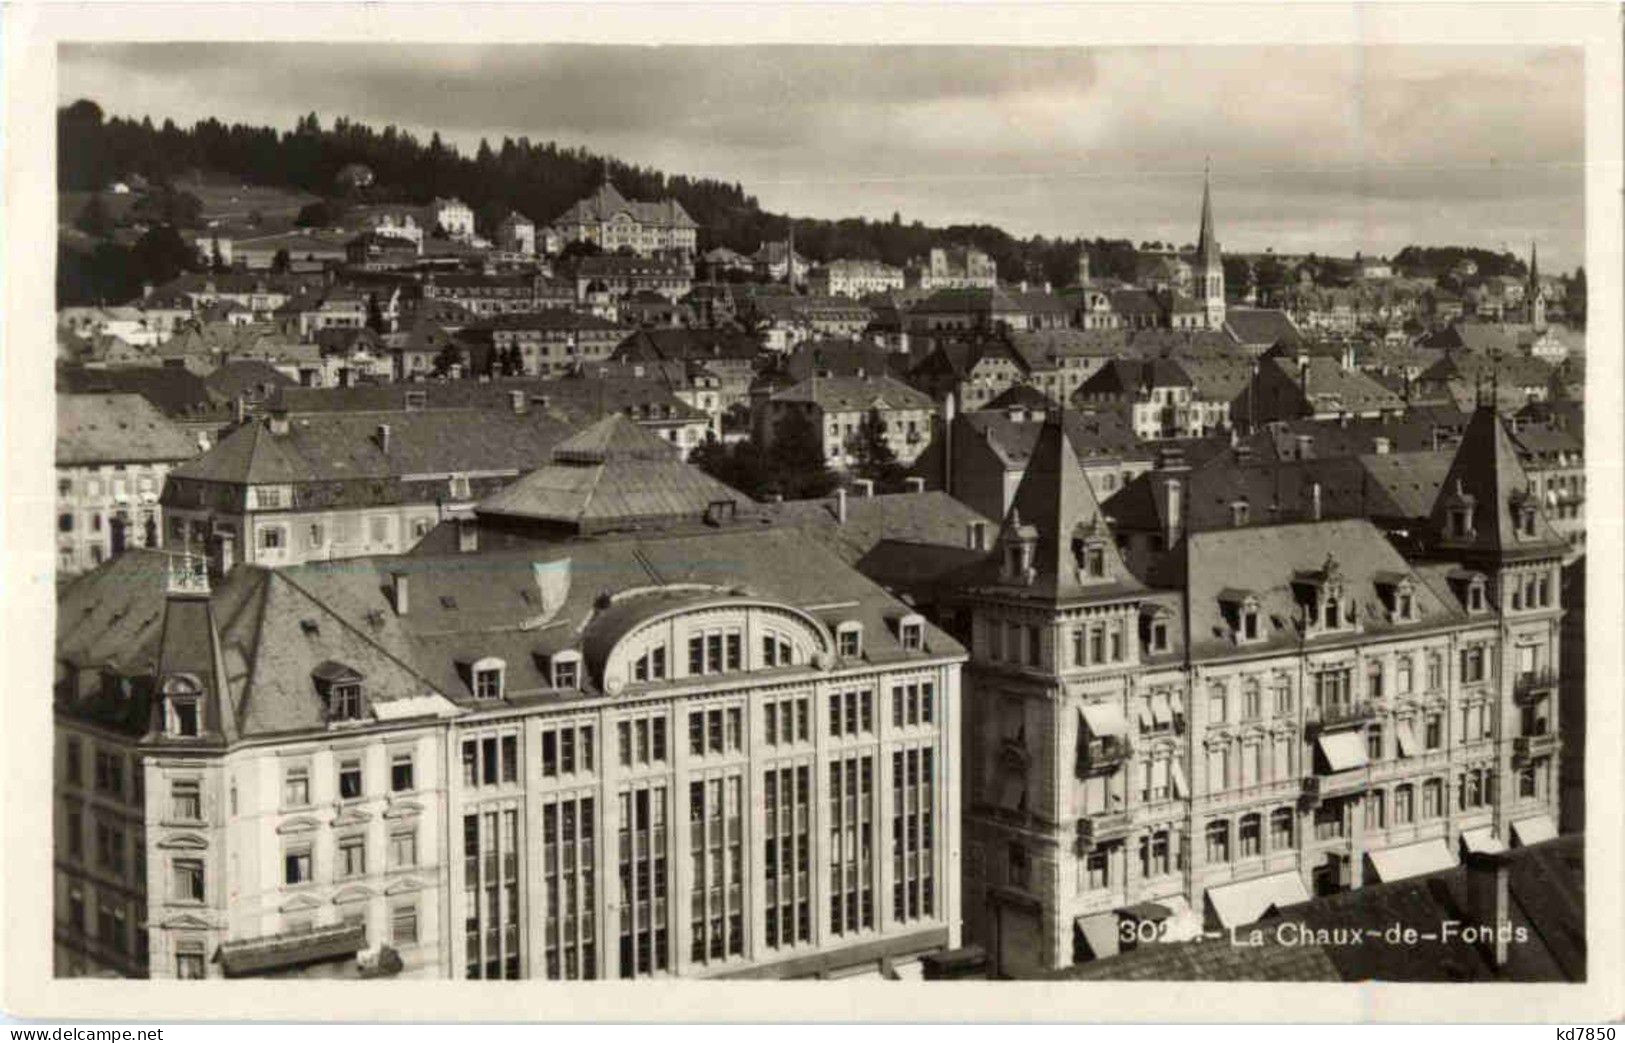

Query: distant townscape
left=52, top=100, right=1585, bottom=985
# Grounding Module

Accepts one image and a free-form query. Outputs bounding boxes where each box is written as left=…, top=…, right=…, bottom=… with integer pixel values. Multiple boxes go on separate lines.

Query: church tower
left=1195, top=161, right=1226, bottom=330
left=1528, top=241, right=1546, bottom=330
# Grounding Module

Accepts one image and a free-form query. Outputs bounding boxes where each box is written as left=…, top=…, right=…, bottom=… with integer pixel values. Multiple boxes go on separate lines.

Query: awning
left=1460, top=826, right=1507, bottom=855
left=218, top=923, right=366, bottom=978
left=1205, top=870, right=1311, bottom=929
left=1394, top=720, right=1418, bottom=758
left=1367, top=838, right=1457, bottom=883
left=1119, top=901, right=1171, bottom=922
left=1316, top=731, right=1368, bottom=773
left=1075, top=912, right=1120, bottom=961
left=1170, top=760, right=1189, bottom=798
left=1150, top=693, right=1173, bottom=725
left=1081, top=703, right=1129, bottom=739
left=1511, top=814, right=1558, bottom=847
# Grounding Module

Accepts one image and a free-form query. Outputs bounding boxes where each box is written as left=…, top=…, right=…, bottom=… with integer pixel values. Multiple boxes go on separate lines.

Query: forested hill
left=57, top=99, right=1133, bottom=287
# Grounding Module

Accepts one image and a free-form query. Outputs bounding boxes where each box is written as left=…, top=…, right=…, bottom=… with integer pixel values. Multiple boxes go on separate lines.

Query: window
left=1426, top=652, right=1444, bottom=691
left=1238, top=814, right=1261, bottom=858
left=284, top=845, right=313, bottom=885
left=1422, top=778, right=1444, bottom=818
left=1425, top=712, right=1443, bottom=750
left=1366, top=790, right=1387, bottom=829
left=1366, top=724, right=1384, bottom=762
left=337, top=757, right=363, bottom=800
left=170, top=779, right=202, bottom=822
left=260, top=526, right=284, bottom=550
left=1208, top=683, right=1227, bottom=724
left=176, top=947, right=206, bottom=980
left=283, top=766, right=311, bottom=807
left=1394, top=784, right=1414, bottom=824
left=1367, top=662, right=1384, bottom=701
left=1149, top=619, right=1169, bottom=653
left=328, top=682, right=363, bottom=721
left=1273, top=678, right=1292, bottom=715
left=634, top=644, right=668, bottom=681
left=391, top=752, right=414, bottom=792
left=1461, top=647, right=1486, bottom=684
left=170, top=697, right=200, bottom=738
left=900, top=620, right=923, bottom=651
left=1084, top=849, right=1110, bottom=890
left=58, top=513, right=74, bottom=533
left=1205, top=819, right=1230, bottom=863
left=338, top=834, right=367, bottom=878
left=391, top=903, right=420, bottom=946
left=473, top=666, right=503, bottom=700
left=65, top=739, right=82, bottom=788
left=837, top=625, right=862, bottom=659
left=553, top=657, right=579, bottom=690
left=1242, top=679, right=1262, bottom=721
left=389, top=829, right=418, bottom=869
left=1396, top=656, right=1414, bottom=695
left=1270, top=807, right=1295, bottom=850
left=172, top=858, right=205, bottom=902
left=1008, top=843, right=1029, bottom=888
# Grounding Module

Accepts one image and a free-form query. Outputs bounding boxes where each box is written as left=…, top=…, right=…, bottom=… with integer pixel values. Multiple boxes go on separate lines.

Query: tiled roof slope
left=167, top=409, right=573, bottom=486
left=769, top=374, right=935, bottom=411
left=57, top=393, right=202, bottom=465
left=1426, top=406, right=1568, bottom=562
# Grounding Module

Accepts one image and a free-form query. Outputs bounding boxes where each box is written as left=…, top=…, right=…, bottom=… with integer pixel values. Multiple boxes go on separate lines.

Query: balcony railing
left=1513, top=733, right=1561, bottom=763
left=1076, top=737, right=1132, bottom=776
left=1308, top=700, right=1376, bottom=734
left=1075, top=811, right=1133, bottom=854
left=1513, top=668, right=1559, bottom=701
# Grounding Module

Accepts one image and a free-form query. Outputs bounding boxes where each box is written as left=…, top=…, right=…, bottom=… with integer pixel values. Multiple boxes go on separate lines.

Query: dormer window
left=1229, top=500, right=1250, bottom=527
left=896, top=614, right=925, bottom=652
left=837, top=622, right=864, bottom=659
left=1467, top=582, right=1486, bottom=613
left=162, top=675, right=202, bottom=738
left=470, top=657, right=505, bottom=700
left=634, top=644, right=669, bottom=681
left=551, top=651, right=581, bottom=691
left=1241, top=602, right=1260, bottom=641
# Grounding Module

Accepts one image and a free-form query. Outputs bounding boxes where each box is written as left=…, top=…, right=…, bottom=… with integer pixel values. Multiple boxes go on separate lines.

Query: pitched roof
left=957, top=414, right=1142, bottom=602
left=57, top=364, right=230, bottom=422
left=1078, top=358, right=1193, bottom=396
left=613, top=327, right=761, bottom=364
left=769, top=374, right=935, bottom=411
left=554, top=182, right=697, bottom=229
left=1426, top=406, right=1568, bottom=562
left=475, top=415, right=751, bottom=533
left=57, top=393, right=202, bottom=466
left=1222, top=307, right=1302, bottom=347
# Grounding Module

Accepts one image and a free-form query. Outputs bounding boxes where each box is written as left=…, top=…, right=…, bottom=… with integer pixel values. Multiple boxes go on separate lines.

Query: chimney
left=457, top=517, right=479, bottom=553
left=267, top=408, right=290, bottom=436
left=904, top=476, right=926, bottom=494
left=1373, top=436, right=1391, bottom=455
left=966, top=520, right=987, bottom=551
left=1464, top=850, right=1513, bottom=969
left=390, top=571, right=410, bottom=615
left=376, top=423, right=392, bottom=454
left=1163, top=477, right=1182, bottom=546
left=852, top=478, right=875, bottom=498
left=835, top=487, right=848, bottom=525
left=510, top=389, right=527, bottom=414
left=1310, top=481, right=1323, bottom=520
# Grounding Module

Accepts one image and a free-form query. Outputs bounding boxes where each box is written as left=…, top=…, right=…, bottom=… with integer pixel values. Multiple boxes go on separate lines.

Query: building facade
left=57, top=393, right=202, bottom=575
left=552, top=183, right=699, bottom=257
left=948, top=406, right=1565, bottom=977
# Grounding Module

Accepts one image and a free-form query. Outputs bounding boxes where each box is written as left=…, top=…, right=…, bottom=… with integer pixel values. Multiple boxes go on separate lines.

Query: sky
left=60, top=43, right=1586, bottom=271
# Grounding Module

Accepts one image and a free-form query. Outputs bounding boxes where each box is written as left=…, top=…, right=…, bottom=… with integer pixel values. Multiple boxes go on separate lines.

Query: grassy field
left=59, top=175, right=320, bottom=232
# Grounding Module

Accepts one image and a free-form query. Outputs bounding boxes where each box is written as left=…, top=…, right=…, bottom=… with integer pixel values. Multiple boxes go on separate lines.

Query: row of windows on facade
left=57, top=470, right=161, bottom=500
left=56, top=509, right=157, bottom=535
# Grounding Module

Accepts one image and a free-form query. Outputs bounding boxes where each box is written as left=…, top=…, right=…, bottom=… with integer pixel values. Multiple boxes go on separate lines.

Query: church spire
left=1195, top=158, right=1225, bottom=330
left=1197, top=158, right=1219, bottom=267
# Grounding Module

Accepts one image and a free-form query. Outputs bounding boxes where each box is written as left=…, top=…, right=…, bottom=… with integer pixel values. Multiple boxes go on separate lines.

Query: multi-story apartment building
left=430, top=198, right=476, bottom=240
left=56, top=420, right=967, bottom=980
left=421, top=273, right=575, bottom=317
left=757, top=375, right=939, bottom=472
left=947, top=403, right=1566, bottom=976
left=808, top=260, right=906, bottom=299
left=496, top=212, right=537, bottom=255
left=158, top=406, right=573, bottom=568
left=57, top=393, right=202, bottom=575
left=907, top=247, right=997, bottom=291
left=464, top=312, right=633, bottom=378
left=573, top=256, right=694, bottom=304
left=552, top=182, right=699, bottom=258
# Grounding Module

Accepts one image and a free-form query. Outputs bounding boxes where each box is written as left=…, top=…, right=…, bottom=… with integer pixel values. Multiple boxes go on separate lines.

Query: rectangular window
left=1238, top=815, right=1262, bottom=858
left=170, top=779, right=202, bottom=822
left=338, top=835, right=366, bottom=878
left=284, top=765, right=311, bottom=807
left=338, top=758, right=363, bottom=800
left=284, top=845, right=313, bottom=885
left=172, top=858, right=205, bottom=902
left=389, top=829, right=418, bottom=869
left=391, top=752, right=414, bottom=792
left=392, top=904, right=420, bottom=946
left=1425, top=712, right=1443, bottom=750
left=1270, top=807, right=1295, bottom=850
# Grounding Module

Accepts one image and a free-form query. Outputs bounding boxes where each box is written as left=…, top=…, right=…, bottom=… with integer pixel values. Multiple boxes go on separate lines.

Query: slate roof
left=1177, top=518, right=1461, bottom=659
left=1425, top=406, right=1568, bottom=563
left=1222, top=307, right=1302, bottom=347
left=57, top=393, right=201, bottom=466
left=474, top=415, right=752, bottom=533
left=1241, top=356, right=1406, bottom=418
left=204, top=361, right=298, bottom=401
left=983, top=383, right=1059, bottom=412
left=769, top=374, right=935, bottom=411
left=166, top=409, right=573, bottom=487
left=270, top=377, right=704, bottom=426
left=554, top=182, right=697, bottom=229
left=57, top=364, right=230, bottom=422
left=959, top=408, right=1142, bottom=469
left=613, top=328, right=761, bottom=364
left=1078, top=358, right=1193, bottom=397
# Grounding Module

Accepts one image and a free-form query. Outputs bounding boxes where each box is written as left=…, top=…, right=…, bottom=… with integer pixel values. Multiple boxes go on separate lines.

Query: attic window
left=836, top=622, right=864, bottom=659
left=1241, top=601, right=1261, bottom=641
left=896, top=613, right=926, bottom=652
left=1230, top=501, right=1250, bottom=527
left=470, top=658, right=505, bottom=700
left=299, top=618, right=320, bottom=636
left=1467, top=581, right=1487, bottom=613
left=162, top=675, right=202, bottom=738
left=550, top=650, right=582, bottom=691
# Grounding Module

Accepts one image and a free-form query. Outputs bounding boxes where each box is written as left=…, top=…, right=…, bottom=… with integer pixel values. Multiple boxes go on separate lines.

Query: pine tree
left=76, top=193, right=113, bottom=238
left=432, top=342, right=463, bottom=377
left=846, top=407, right=906, bottom=491
left=767, top=407, right=837, bottom=500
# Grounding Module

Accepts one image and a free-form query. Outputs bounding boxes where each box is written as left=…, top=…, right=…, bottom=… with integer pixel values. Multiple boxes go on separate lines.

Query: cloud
left=58, top=42, right=1585, bottom=268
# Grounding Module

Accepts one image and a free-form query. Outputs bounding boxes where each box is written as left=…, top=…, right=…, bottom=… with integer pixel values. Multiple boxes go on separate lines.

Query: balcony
left=1307, top=700, right=1376, bottom=736
left=1513, top=668, right=1559, bottom=702
left=1075, top=811, right=1133, bottom=854
left=1513, top=732, right=1561, bottom=764
left=1076, top=736, right=1132, bottom=776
